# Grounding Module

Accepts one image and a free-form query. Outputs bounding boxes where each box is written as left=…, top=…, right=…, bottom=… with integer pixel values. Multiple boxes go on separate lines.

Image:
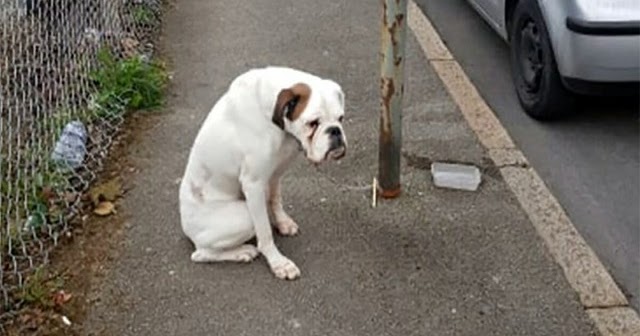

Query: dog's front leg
left=241, top=170, right=300, bottom=280
left=269, top=177, right=299, bottom=236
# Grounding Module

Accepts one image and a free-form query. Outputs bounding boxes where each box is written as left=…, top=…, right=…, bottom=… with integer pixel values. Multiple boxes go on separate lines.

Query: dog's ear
left=272, top=88, right=295, bottom=130
left=272, top=83, right=311, bottom=130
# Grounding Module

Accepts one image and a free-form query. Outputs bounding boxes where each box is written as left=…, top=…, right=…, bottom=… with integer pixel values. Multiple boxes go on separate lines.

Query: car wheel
left=509, top=0, right=575, bottom=120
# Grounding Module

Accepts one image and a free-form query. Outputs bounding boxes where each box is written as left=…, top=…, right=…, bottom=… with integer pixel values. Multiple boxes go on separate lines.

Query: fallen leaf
left=89, top=178, right=122, bottom=206
left=52, top=290, right=72, bottom=306
left=18, top=312, right=32, bottom=324
left=93, top=201, right=115, bottom=216
left=121, top=37, right=140, bottom=58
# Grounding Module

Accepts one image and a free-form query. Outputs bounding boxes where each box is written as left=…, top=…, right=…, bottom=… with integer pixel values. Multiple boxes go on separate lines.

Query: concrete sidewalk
left=84, top=0, right=597, bottom=335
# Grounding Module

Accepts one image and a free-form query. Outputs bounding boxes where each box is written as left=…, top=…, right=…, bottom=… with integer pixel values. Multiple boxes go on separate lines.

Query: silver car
left=466, top=0, right=640, bottom=119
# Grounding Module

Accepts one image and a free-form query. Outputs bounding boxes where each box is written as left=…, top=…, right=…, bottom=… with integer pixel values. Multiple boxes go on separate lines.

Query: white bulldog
left=179, top=66, right=347, bottom=280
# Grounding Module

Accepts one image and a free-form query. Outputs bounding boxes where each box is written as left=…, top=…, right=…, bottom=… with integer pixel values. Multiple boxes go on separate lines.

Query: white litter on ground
left=431, top=162, right=481, bottom=191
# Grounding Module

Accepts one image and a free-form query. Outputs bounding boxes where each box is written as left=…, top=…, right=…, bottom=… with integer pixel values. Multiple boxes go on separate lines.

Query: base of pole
left=379, top=187, right=401, bottom=199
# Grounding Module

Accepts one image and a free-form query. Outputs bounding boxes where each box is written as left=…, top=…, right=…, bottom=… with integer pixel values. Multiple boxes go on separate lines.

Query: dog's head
left=272, top=80, right=347, bottom=164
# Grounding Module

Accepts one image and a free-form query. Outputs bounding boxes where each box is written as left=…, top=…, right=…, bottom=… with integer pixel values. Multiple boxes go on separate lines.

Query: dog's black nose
left=326, top=126, right=342, bottom=137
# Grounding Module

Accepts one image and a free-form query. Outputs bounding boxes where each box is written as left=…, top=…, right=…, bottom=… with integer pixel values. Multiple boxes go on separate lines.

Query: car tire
left=509, top=0, right=575, bottom=120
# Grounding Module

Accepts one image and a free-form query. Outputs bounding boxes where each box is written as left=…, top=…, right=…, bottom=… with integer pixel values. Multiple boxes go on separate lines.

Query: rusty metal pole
left=378, top=0, right=408, bottom=199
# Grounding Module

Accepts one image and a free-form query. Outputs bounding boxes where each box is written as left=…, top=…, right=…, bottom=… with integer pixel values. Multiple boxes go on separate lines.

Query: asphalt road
left=415, top=0, right=640, bottom=311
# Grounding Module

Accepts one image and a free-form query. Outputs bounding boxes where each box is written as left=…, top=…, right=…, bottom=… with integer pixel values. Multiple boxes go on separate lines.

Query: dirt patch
left=2, top=112, right=160, bottom=336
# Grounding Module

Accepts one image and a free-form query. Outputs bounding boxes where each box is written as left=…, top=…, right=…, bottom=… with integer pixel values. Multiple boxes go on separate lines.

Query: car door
left=467, top=0, right=507, bottom=36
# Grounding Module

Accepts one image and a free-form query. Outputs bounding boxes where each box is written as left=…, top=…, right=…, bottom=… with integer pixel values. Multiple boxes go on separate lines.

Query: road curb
left=407, top=1, right=639, bottom=335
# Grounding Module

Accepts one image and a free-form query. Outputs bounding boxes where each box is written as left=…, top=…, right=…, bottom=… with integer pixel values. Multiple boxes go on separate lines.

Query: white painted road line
left=407, top=1, right=640, bottom=335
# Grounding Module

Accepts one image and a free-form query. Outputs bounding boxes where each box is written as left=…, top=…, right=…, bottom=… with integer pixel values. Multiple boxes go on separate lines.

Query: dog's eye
left=338, top=116, right=344, bottom=123
left=308, top=119, right=320, bottom=129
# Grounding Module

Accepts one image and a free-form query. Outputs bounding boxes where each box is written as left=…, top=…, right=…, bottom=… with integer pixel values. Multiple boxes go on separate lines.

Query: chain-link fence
left=0, top=0, right=164, bottom=319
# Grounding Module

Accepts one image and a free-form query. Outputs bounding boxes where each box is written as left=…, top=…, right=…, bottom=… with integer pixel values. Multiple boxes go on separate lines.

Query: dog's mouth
left=306, top=147, right=345, bottom=166
left=324, top=146, right=346, bottom=161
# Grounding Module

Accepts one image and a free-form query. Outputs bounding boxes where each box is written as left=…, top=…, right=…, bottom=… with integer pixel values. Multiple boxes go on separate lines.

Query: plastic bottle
left=51, top=120, right=88, bottom=169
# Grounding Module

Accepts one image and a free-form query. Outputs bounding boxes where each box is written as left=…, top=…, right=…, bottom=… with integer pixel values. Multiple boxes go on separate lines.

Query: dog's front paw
left=270, top=257, right=301, bottom=280
left=275, top=217, right=299, bottom=236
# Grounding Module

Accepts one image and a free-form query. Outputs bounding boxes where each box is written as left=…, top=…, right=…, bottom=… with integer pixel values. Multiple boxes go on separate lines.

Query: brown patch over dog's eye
left=286, top=83, right=311, bottom=121
left=272, top=83, right=311, bottom=129
left=284, top=96, right=300, bottom=118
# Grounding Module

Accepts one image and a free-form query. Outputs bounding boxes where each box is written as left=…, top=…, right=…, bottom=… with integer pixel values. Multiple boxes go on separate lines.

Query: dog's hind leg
left=191, top=244, right=258, bottom=263
left=187, top=200, right=258, bottom=263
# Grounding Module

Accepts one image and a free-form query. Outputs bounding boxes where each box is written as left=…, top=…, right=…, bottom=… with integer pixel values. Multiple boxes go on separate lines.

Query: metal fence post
left=378, top=0, right=408, bottom=199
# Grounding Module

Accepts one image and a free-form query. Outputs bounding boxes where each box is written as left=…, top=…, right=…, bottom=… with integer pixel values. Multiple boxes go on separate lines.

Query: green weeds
left=132, top=6, right=156, bottom=26
left=89, top=47, right=168, bottom=119
left=14, top=266, right=65, bottom=307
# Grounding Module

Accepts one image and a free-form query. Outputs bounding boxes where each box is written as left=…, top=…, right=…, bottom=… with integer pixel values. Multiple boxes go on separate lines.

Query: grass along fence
left=0, top=0, right=167, bottom=320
